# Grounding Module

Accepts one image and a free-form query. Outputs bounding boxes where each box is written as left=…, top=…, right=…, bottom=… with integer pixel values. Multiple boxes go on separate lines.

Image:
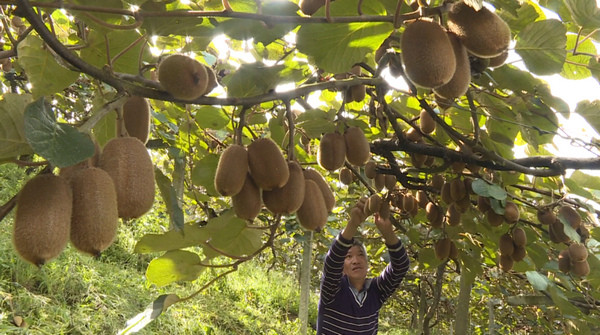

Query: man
left=317, top=199, right=410, bottom=334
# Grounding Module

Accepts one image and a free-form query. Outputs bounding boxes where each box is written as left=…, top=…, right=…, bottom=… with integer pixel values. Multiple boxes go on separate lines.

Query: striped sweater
left=316, top=234, right=410, bottom=335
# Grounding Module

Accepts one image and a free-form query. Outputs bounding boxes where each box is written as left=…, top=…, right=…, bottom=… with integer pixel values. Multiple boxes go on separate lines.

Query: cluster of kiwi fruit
left=334, top=65, right=367, bottom=103
left=498, top=227, right=527, bottom=271
left=13, top=135, right=155, bottom=265
left=157, top=54, right=217, bottom=101
left=558, top=243, right=590, bottom=277
left=477, top=195, right=520, bottom=228
left=403, top=110, right=438, bottom=168
left=434, top=237, right=459, bottom=261
left=398, top=2, right=510, bottom=99
left=317, top=126, right=371, bottom=177
left=538, top=205, right=589, bottom=244
left=214, top=137, right=335, bottom=231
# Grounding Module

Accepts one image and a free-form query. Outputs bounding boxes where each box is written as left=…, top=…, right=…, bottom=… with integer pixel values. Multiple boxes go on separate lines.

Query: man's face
left=343, top=245, right=368, bottom=282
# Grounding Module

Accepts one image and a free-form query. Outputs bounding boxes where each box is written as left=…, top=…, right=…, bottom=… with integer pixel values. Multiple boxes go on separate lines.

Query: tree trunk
left=299, top=231, right=313, bottom=335
left=454, top=272, right=475, bottom=335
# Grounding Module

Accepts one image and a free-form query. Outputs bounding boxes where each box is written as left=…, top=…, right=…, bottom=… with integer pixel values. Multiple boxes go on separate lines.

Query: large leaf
left=118, top=294, right=180, bottom=335
left=134, top=223, right=210, bottom=253
left=17, top=35, right=79, bottom=99
left=155, top=167, right=184, bottom=231
left=203, top=210, right=263, bottom=258
left=517, top=98, right=558, bottom=146
left=80, top=29, right=151, bottom=74
left=561, top=34, right=596, bottom=79
left=191, top=153, right=219, bottom=196
left=574, top=100, right=600, bottom=134
left=569, top=170, right=600, bottom=190
left=146, top=250, right=205, bottom=286
left=194, top=106, right=230, bottom=130
left=222, top=63, right=302, bottom=98
left=564, top=0, right=600, bottom=29
left=526, top=271, right=550, bottom=291
left=24, top=98, right=95, bottom=168
left=515, top=19, right=567, bottom=75
left=0, top=94, right=33, bottom=162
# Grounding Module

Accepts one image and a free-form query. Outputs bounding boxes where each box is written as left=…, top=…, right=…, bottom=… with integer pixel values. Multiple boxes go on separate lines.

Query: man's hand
left=374, top=213, right=399, bottom=245
left=342, top=197, right=368, bottom=240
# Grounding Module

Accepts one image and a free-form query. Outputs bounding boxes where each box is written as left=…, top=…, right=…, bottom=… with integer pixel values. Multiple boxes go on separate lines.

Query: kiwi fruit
left=344, top=127, right=371, bottom=166
left=446, top=203, right=461, bottom=226
left=402, top=193, right=416, bottom=213
left=13, top=174, right=72, bottom=266
left=384, top=175, right=397, bottom=190
left=487, top=210, right=504, bottom=227
left=549, top=218, right=570, bottom=243
left=450, top=177, right=466, bottom=202
left=451, top=161, right=466, bottom=173
left=416, top=190, right=428, bottom=209
left=401, top=20, right=456, bottom=88
left=98, top=137, right=155, bottom=219
left=427, top=202, right=444, bottom=228
left=296, top=179, right=329, bottom=231
left=431, top=174, right=445, bottom=192
left=69, top=167, right=119, bottom=256
left=214, top=144, right=249, bottom=197
left=499, top=233, right=515, bottom=256
left=373, top=173, right=386, bottom=192
left=299, top=0, right=326, bottom=15
left=558, top=249, right=571, bottom=273
left=419, top=110, right=436, bottom=134
left=378, top=201, right=391, bottom=219
left=339, top=167, right=353, bottom=185
left=263, top=161, right=306, bottom=215
left=512, top=227, right=527, bottom=247
left=247, top=138, right=290, bottom=191
left=511, top=245, right=527, bottom=262
left=366, top=194, right=383, bottom=215
left=449, top=241, right=459, bottom=260
left=568, top=243, right=588, bottom=262
left=504, top=201, right=520, bottom=223
left=303, top=168, right=335, bottom=212
left=411, top=153, right=427, bottom=168
left=122, top=96, right=151, bottom=144
left=447, top=2, right=511, bottom=58
left=571, top=259, right=590, bottom=277
left=203, top=65, right=218, bottom=94
left=433, top=32, right=471, bottom=99
left=477, top=195, right=491, bottom=213
left=537, top=208, right=555, bottom=225
left=454, top=194, right=471, bottom=213
left=318, top=132, right=347, bottom=171
left=499, top=254, right=514, bottom=272
left=434, top=238, right=452, bottom=260
left=487, top=50, right=508, bottom=68
left=405, top=128, right=422, bottom=142
left=158, top=54, right=209, bottom=100
left=558, top=205, right=581, bottom=229
left=441, top=181, right=453, bottom=205
left=232, top=174, right=262, bottom=220
left=344, top=65, right=366, bottom=103
left=364, top=161, right=377, bottom=179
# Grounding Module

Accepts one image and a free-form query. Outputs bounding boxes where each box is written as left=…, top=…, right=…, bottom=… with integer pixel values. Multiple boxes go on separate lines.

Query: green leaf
left=561, top=34, right=596, bottom=79
left=80, top=30, right=151, bottom=74
left=471, top=179, right=507, bottom=200
left=146, top=250, right=205, bottom=286
left=517, top=98, right=558, bottom=146
left=191, top=153, right=219, bottom=196
left=155, top=167, right=184, bottom=231
left=134, top=224, right=211, bottom=253
left=0, top=94, right=33, bottom=161
left=564, top=0, right=600, bottom=29
left=574, top=100, right=600, bottom=134
left=295, top=109, right=337, bottom=139
left=118, top=294, right=180, bottom=335
left=203, top=210, right=263, bottom=257
left=194, top=106, right=230, bottom=130
left=498, top=2, right=542, bottom=34
left=558, top=215, right=582, bottom=242
left=569, top=170, right=600, bottom=190
left=222, top=63, right=301, bottom=98
left=590, top=57, right=600, bottom=84
left=547, top=285, right=582, bottom=316
left=526, top=271, right=550, bottom=291
left=515, top=19, right=567, bottom=75
left=17, top=35, right=79, bottom=99
left=24, top=98, right=95, bottom=168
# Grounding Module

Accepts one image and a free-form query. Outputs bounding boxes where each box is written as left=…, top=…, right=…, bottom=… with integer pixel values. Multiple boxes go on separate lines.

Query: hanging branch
left=284, top=100, right=295, bottom=161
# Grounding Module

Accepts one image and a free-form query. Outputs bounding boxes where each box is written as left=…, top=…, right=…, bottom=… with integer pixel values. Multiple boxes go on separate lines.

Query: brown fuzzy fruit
left=339, top=167, right=353, bottom=185
left=446, top=203, right=462, bottom=226
left=299, top=0, right=325, bottom=15
left=416, top=190, right=428, bottom=209
left=232, top=174, right=262, bottom=220
left=374, top=173, right=386, bottom=192
left=405, top=128, right=422, bottom=142
left=344, top=127, right=371, bottom=166
left=558, top=249, right=571, bottom=273
left=500, top=254, right=514, bottom=272
left=434, top=238, right=452, bottom=260
left=477, top=196, right=491, bottom=213
left=549, top=218, right=571, bottom=243
left=450, top=177, right=466, bottom=202
left=571, top=259, right=590, bottom=277
left=504, top=202, right=520, bottom=223
left=537, top=208, right=556, bottom=225
left=433, top=32, right=471, bottom=99
left=511, top=245, right=527, bottom=262
left=426, top=202, right=441, bottom=222
left=499, top=233, right=515, bottom=256
left=69, top=167, right=119, bottom=256
left=13, top=174, right=72, bottom=265
left=487, top=210, right=504, bottom=227
left=558, top=205, right=581, bottom=229
left=447, top=2, right=510, bottom=58
left=247, top=138, right=289, bottom=191
left=364, top=161, right=377, bottom=179
left=402, top=193, right=416, bottom=213
left=441, top=182, right=453, bottom=205
left=384, top=175, right=397, bottom=190
left=98, top=137, right=155, bottom=219
left=296, top=179, right=329, bottom=231
left=378, top=201, right=391, bottom=219
left=122, top=96, right=151, bottom=144
left=568, top=243, right=588, bottom=262
left=401, top=20, right=456, bottom=88
left=488, top=50, right=509, bottom=68
left=203, top=65, right=218, bottom=94
left=263, top=161, right=306, bottom=215
left=344, top=65, right=366, bottom=103
left=431, top=174, right=445, bottom=191
left=366, top=194, right=383, bottom=215
left=158, top=54, right=208, bottom=100
left=318, top=132, right=347, bottom=171
left=512, top=227, right=527, bottom=247
left=419, top=110, right=436, bottom=134
left=303, top=168, right=335, bottom=212
left=214, top=144, right=249, bottom=197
